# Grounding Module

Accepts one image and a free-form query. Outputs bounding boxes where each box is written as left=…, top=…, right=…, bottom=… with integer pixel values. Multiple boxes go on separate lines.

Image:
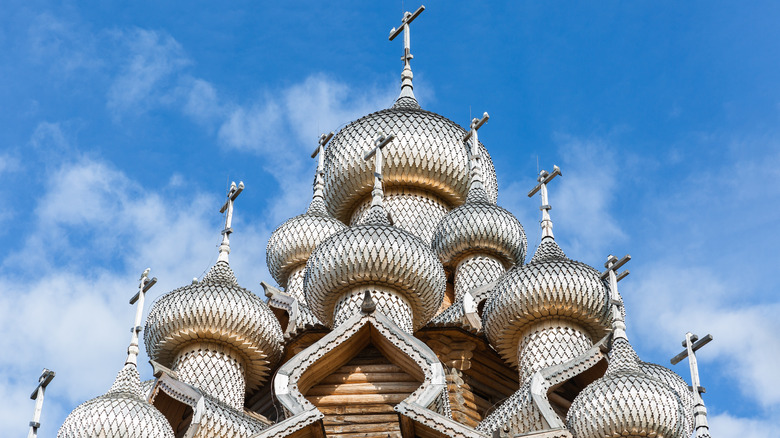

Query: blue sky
left=1, top=1, right=779, bottom=436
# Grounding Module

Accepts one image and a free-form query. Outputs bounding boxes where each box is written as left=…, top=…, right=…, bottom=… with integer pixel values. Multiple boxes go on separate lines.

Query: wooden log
left=326, top=432, right=401, bottom=438
left=306, top=393, right=408, bottom=406
left=325, top=421, right=400, bottom=434
left=316, top=404, right=396, bottom=415
left=307, top=382, right=420, bottom=396
left=319, top=372, right=418, bottom=385
left=336, top=364, right=404, bottom=374
left=322, top=414, right=399, bottom=425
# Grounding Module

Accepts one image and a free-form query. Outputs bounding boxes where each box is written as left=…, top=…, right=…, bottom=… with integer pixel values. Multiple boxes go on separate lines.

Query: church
left=53, top=6, right=712, bottom=438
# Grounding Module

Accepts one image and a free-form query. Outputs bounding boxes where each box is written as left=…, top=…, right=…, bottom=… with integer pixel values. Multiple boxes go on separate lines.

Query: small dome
left=58, top=365, right=174, bottom=438
left=482, top=238, right=611, bottom=366
left=322, top=107, right=498, bottom=222
left=144, top=261, right=284, bottom=390
left=640, top=361, right=695, bottom=436
left=304, top=220, right=446, bottom=330
left=266, top=198, right=347, bottom=288
left=432, top=188, right=526, bottom=269
left=566, top=338, right=688, bottom=438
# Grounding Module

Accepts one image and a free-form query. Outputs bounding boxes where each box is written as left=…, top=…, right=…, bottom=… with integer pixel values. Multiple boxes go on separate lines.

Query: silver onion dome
left=266, top=199, right=347, bottom=289
left=640, top=361, right=695, bottom=436
left=144, top=261, right=284, bottom=391
left=58, top=364, right=174, bottom=438
left=482, top=238, right=611, bottom=367
left=322, top=107, right=498, bottom=223
left=431, top=189, right=526, bottom=269
left=303, top=221, right=446, bottom=331
left=566, top=338, right=687, bottom=438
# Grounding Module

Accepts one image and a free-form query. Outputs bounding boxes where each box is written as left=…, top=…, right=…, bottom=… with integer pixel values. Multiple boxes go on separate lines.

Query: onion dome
left=640, top=361, right=695, bottom=436
left=432, top=115, right=526, bottom=270
left=59, top=270, right=174, bottom=438
left=145, top=182, right=283, bottom=397
left=566, top=338, right=687, bottom=438
left=58, top=364, right=174, bottom=438
left=145, top=261, right=283, bottom=391
left=267, top=136, right=347, bottom=290
left=482, top=237, right=610, bottom=367
left=304, top=132, right=446, bottom=332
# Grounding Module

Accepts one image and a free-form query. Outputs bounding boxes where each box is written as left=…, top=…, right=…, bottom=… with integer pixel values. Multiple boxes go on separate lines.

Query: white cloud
left=708, top=411, right=779, bottom=438
left=107, top=28, right=189, bottom=115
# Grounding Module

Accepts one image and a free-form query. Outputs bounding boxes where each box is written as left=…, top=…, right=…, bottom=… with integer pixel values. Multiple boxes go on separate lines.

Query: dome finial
left=362, top=131, right=395, bottom=225
left=218, top=181, right=244, bottom=263
left=601, top=254, right=631, bottom=340
left=389, top=5, right=425, bottom=106
left=463, top=112, right=490, bottom=202
left=527, top=165, right=562, bottom=239
left=308, top=132, right=334, bottom=215
left=28, top=368, right=55, bottom=438
left=126, top=268, right=157, bottom=367
left=671, top=332, right=714, bottom=438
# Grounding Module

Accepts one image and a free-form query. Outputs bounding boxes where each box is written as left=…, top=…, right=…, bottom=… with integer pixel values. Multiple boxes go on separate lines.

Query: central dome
left=322, top=105, right=499, bottom=227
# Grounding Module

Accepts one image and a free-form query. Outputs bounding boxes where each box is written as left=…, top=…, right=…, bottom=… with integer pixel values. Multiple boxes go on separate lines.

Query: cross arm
left=129, top=277, right=157, bottom=304
left=600, top=254, right=631, bottom=280
left=311, top=132, right=334, bottom=158
left=219, top=181, right=245, bottom=213
left=670, top=333, right=713, bottom=365
left=364, top=133, right=396, bottom=160
left=389, top=5, right=426, bottom=40
left=30, top=369, right=55, bottom=400
left=463, top=112, right=490, bottom=142
left=527, top=165, right=562, bottom=197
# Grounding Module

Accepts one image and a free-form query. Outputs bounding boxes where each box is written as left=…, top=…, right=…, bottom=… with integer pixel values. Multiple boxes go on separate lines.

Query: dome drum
left=516, top=319, right=593, bottom=381
left=174, top=342, right=247, bottom=410
left=333, top=286, right=414, bottom=333
left=453, top=254, right=504, bottom=301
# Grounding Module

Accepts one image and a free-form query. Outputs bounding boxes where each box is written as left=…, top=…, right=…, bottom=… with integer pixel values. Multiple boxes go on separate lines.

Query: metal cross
left=671, top=332, right=713, bottom=437
left=463, top=112, right=489, bottom=195
left=364, top=131, right=396, bottom=207
left=27, top=368, right=55, bottom=438
left=310, top=132, right=334, bottom=199
left=600, top=254, right=631, bottom=339
left=126, top=268, right=157, bottom=366
left=527, top=165, right=562, bottom=239
left=218, top=181, right=244, bottom=262
left=389, top=5, right=425, bottom=65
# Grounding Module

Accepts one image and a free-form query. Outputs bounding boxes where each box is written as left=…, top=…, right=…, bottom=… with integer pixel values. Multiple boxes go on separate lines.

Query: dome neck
left=309, top=133, right=333, bottom=216
left=361, top=132, right=395, bottom=226
left=218, top=181, right=244, bottom=263
left=389, top=6, right=424, bottom=109
left=528, top=166, right=562, bottom=240
left=464, top=112, right=491, bottom=204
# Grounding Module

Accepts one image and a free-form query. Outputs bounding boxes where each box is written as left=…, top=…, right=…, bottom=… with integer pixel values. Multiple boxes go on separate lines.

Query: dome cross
left=527, top=165, right=562, bottom=239
left=218, top=181, right=244, bottom=262
left=127, top=268, right=157, bottom=366
left=463, top=112, right=489, bottom=195
left=364, top=131, right=396, bottom=208
left=671, top=332, right=714, bottom=438
left=389, top=5, right=425, bottom=100
left=27, top=368, right=54, bottom=438
left=600, top=254, right=631, bottom=339
left=310, top=132, right=334, bottom=204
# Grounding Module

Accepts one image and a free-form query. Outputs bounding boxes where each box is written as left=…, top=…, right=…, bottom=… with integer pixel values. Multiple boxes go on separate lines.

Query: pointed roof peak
left=201, top=260, right=239, bottom=286
left=530, top=236, right=567, bottom=263
left=389, top=6, right=425, bottom=109
left=106, top=363, right=143, bottom=398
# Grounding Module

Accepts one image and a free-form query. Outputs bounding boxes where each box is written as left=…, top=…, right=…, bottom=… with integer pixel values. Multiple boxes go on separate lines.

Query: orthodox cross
left=389, top=5, right=425, bottom=97
left=364, top=131, right=396, bottom=207
left=671, top=332, right=713, bottom=437
left=127, top=268, right=157, bottom=366
left=310, top=132, right=334, bottom=198
left=218, top=181, right=244, bottom=262
left=389, top=5, right=425, bottom=66
left=527, top=165, right=562, bottom=239
left=600, top=254, right=631, bottom=339
left=463, top=112, right=490, bottom=193
left=27, top=368, right=55, bottom=438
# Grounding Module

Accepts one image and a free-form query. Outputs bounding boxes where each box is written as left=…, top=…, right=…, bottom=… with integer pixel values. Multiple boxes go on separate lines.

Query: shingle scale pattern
left=144, top=261, right=284, bottom=392
left=482, top=238, right=610, bottom=367
left=323, top=106, right=498, bottom=222
left=303, top=224, right=445, bottom=331
left=58, top=365, right=175, bottom=438
left=566, top=338, right=687, bottom=438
